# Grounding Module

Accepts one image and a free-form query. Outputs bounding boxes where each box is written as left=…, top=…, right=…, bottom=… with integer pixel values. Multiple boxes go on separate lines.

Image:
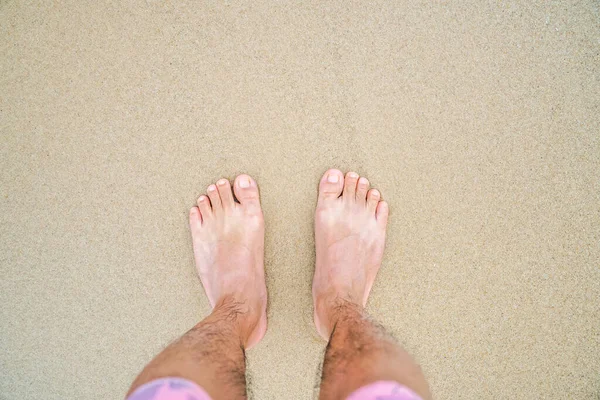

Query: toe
left=356, top=177, right=370, bottom=204
left=216, top=178, right=234, bottom=209
left=376, top=200, right=389, bottom=225
left=318, top=169, right=344, bottom=204
left=234, top=174, right=261, bottom=213
left=189, top=206, right=202, bottom=227
left=197, top=195, right=212, bottom=219
left=367, top=189, right=380, bottom=213
left=207, top=184, right=221, bottom=211
left=343, top=171, right=359, bottom=199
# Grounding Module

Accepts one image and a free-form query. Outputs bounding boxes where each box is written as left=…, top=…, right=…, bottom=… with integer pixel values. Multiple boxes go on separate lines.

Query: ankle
left=210, top=296, right=261, bottom=347
left=315, top=295, right=364, bottom=338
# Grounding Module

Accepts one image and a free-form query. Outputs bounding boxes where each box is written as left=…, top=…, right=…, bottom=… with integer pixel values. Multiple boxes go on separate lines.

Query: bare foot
left=189, top=174, right=267, bottom=349
left=312, top=169, right=389, bottom=340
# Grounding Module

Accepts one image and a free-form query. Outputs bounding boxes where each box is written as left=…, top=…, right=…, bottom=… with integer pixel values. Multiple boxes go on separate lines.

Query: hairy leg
left=313, top=169, right=430, bottom=400
left=126, top=298, right=249, bottom=399
left=319, top=300, right=430, bottom=400
left=127, top=175, right=267, bottom=400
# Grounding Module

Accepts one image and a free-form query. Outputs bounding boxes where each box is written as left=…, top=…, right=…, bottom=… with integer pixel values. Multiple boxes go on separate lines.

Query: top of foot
left=189, top=174, right=267, bottom=349
left=312, top=169, right=389, bottom=340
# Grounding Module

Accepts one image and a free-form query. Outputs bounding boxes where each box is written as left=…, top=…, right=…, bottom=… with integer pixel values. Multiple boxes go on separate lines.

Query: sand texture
left=1, top=0, right=599, bottom=398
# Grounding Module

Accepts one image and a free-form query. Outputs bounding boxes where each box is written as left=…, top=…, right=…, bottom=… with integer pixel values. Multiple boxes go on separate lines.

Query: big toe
left=234, top=174, right=261, bottom=212
left=318, top=169, right=344, bottom=204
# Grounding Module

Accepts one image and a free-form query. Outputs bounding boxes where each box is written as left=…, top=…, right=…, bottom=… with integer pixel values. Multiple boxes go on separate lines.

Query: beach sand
left=1, top=0, right=599, bottom=398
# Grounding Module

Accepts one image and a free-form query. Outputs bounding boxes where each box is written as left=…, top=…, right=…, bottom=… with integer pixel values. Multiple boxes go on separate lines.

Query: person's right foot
left=312, top=169, right=389, bottom=340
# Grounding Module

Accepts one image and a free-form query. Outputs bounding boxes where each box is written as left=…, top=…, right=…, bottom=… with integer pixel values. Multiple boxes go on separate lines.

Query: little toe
left=216, top=178, right=234, bottom=209
left=189, top=206, right=202, bottom=227
left=376, top=200, right=389, bottom=225
left=207, top=184, right=221, bottom=211
left=197, top=195, right=212, bottom=219
left=367, top=189, right=380, bottom=214
left=234, top=174, right=261, bottom=213
left=356, top=177, right=370, bottom=204
left=343, top=172, right=359, bottom=200
left=318, top=169, right=344, bottom=205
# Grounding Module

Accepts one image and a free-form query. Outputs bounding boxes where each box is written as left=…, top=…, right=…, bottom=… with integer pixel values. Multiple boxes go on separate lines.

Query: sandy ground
left=1, top=1, right=599, bottom=398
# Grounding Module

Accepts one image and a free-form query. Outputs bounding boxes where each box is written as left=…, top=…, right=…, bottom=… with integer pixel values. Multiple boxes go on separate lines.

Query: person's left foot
left=189, top=174, right=267, bottom=349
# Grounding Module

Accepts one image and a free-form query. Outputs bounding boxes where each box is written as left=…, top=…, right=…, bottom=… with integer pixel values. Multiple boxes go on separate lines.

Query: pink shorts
left=127, top=377, right=422, bottom=400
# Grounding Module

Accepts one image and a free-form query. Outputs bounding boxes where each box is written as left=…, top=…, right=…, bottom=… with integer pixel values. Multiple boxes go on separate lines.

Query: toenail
left=239, top=177, right=250, bottom=188
left=348, top=172, right=359, bottom=179
left=218, top=179, right=228, bottom=186
left=371, top=190, right=380, bottom=197
left=208, top=185, right=216, bottom=192
left=359, top=177, right=368, bottom=185
left=198, top=196, right=206, bottom=202
left=327, top=174, right=339, bottom=183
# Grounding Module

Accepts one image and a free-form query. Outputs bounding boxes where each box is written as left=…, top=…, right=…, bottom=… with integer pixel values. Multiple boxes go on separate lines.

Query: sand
left=1, top=0, right=599, bottom=398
